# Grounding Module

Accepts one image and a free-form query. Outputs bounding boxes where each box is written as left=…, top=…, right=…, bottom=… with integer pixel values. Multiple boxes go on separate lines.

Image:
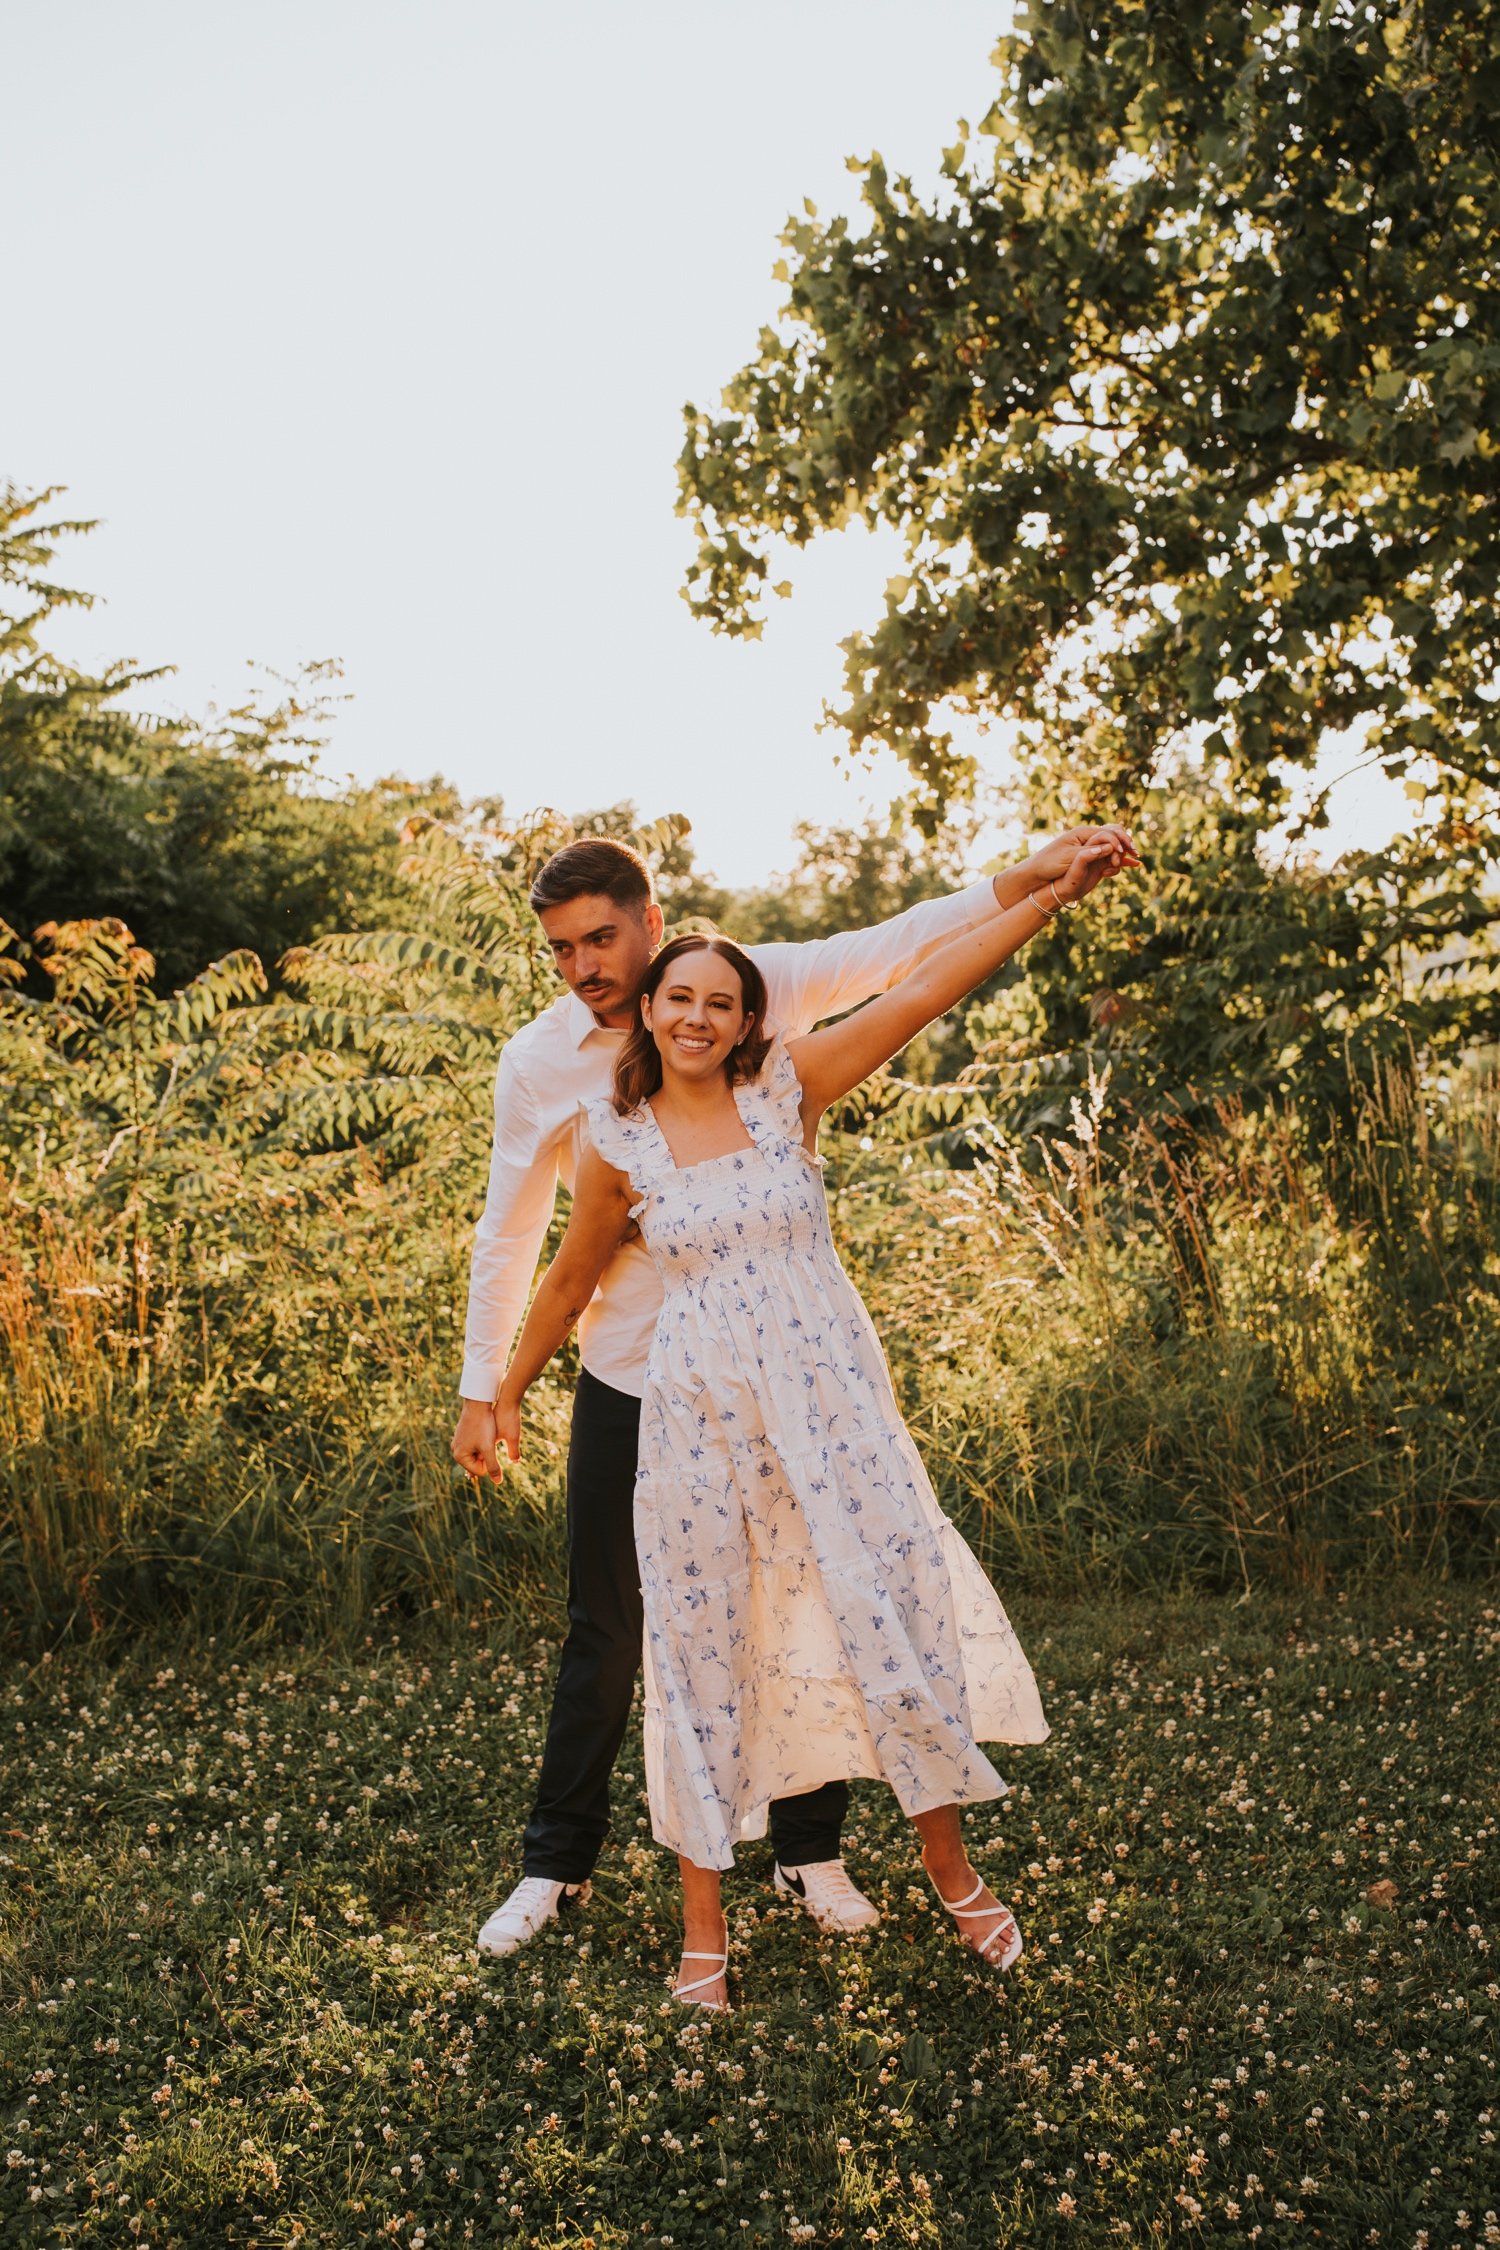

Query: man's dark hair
left=528, top=836, right=654, bottom=916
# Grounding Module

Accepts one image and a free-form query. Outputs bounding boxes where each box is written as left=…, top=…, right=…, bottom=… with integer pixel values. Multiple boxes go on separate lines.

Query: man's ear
left=644, top=900, right=665, bottom=949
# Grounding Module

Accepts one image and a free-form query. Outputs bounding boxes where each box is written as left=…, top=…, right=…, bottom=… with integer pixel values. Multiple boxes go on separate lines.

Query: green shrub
left=3, top=817, right=1496, bottom=1649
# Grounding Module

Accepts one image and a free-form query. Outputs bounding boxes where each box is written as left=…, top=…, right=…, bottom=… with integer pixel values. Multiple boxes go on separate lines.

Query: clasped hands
left=1025, top=823, right=1141, bottom=903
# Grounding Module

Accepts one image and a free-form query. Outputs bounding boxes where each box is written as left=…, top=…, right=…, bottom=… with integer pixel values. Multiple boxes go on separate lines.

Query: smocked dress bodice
left=589, top=1034, right=829, bottom=1279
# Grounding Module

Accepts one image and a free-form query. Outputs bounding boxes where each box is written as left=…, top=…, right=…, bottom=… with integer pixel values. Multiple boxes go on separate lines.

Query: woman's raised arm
left=489, top=1145, right=636, bottom=1474
left=788, top=833, right=1131, bottom=1131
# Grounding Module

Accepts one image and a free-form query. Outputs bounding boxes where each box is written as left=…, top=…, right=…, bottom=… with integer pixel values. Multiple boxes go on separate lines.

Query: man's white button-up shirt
left=459, top=878, right=1000, bottom=1402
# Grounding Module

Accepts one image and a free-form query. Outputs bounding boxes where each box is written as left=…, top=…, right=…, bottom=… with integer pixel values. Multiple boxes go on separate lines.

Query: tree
left=677, top=0, right=1500, bottom=1109
left=0, top=484, right=454, bottom=990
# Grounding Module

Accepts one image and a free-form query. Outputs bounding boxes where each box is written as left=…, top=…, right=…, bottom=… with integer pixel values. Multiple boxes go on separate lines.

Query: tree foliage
left=0, top=485, right=460, bottom=992
left=0, top=803, right=707, bottom=1241
left=678, top=0, right=1500, bottom=1109
left=680, top=0, right=1497, bottom=813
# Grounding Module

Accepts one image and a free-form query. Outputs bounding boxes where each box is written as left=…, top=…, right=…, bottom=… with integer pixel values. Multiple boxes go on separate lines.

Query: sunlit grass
left=3, top=1592, right=1495, bottom=2247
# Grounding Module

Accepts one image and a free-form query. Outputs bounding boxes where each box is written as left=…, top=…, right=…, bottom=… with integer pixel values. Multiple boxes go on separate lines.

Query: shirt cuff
left=459, top=1355, right=504, bottom=1403
left=961, top=872, right=1001, bottom=922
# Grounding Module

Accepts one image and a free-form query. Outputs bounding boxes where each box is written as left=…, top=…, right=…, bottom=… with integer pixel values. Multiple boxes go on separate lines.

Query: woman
left=494, top=832, right=1134, bottom=2007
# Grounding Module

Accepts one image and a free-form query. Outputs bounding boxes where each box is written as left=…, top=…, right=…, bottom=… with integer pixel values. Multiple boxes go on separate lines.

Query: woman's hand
left=1052, top=834, right=1128, bottom=906
left=1028, top=824, right=1141, bottom=890
left=494, top=1391, right=523, bottom=1474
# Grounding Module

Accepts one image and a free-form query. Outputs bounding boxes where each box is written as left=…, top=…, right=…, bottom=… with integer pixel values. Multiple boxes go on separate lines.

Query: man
left=454, top=824, right=1126, bottom=1955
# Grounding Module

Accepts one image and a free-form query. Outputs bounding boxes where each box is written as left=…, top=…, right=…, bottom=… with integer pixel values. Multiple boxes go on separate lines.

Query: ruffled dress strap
left=582, top=1095, right=661, bottom=1217
left=740, top=1032, right=810, bottom=1151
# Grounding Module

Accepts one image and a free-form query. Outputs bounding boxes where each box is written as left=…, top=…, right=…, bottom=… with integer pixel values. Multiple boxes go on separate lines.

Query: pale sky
left=6, top=0, right=1402, bottom=886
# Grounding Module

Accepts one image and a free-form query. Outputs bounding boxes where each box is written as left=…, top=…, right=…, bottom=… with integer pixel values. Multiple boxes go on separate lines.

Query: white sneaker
left=477, top=1876, right=591, bottom=1957
left=773, top=1859, right=880, bottom=1933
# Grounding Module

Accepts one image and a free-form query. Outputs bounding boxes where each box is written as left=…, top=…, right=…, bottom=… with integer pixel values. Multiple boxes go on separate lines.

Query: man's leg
left=519, top=1367, right=643, bottom=1881
left=770, top=1781, right=880, bottom=1932
left=768, top=1781, right=849, bottom=1871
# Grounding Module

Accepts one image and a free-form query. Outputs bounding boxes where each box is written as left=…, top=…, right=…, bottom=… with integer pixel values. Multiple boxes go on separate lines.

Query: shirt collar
left=565, top=989, right=625, bottom=1048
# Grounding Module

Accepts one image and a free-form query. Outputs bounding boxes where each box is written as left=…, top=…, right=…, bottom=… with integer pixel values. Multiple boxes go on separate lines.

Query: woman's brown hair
left=613, top=934, right=770, bottom=1115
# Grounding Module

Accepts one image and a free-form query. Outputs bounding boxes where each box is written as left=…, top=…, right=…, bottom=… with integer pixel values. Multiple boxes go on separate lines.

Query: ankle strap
left=676, top=1951, right=728, bottom=1997
left=933, top=1875, right=987, bottom=1914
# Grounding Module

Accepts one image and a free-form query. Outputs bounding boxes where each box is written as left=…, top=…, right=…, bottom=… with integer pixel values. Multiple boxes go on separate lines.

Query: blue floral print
left=585, top=1037, right=1049, bottom=1873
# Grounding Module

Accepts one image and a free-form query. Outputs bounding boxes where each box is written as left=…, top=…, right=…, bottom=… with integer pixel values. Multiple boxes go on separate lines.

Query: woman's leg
left=676, top=1855, right=729, bottom=2008
left=911, top=1804, right=1022, bottom=1968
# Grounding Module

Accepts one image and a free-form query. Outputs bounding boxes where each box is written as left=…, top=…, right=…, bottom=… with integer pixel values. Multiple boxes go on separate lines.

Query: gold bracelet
left=1047, top=879, right=1079, bottom=913
left=1027, top=889, right=1057, bottom=920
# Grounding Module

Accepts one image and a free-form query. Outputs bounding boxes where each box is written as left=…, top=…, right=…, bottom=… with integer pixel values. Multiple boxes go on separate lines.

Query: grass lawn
left=2, top=1589, right=1496, bottom=2249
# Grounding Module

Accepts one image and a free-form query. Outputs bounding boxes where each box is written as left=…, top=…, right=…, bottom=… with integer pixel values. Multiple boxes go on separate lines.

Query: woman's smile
left=658, top=1018, right=733, bottom=1073
left=645, top=956, right=753, bottom=1078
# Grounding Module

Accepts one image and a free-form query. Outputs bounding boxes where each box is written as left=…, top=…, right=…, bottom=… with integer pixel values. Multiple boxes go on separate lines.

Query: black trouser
left=521, top=1366, right=849, bottom=1881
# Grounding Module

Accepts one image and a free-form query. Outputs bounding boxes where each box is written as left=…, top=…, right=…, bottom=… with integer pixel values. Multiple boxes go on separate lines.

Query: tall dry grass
left=0, top=1173, right=570, bottom=1649
left=837, top=1059, right=1500, bottom=1594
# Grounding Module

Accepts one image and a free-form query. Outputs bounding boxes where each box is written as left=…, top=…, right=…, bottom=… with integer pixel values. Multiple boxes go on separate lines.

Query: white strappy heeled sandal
left=674, top=1949, right=730, bottom=2011
left=927, top=1870, right=1024, bottom=1972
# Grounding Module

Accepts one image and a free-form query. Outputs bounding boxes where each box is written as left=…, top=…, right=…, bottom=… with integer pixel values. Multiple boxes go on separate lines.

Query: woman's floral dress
left=585, top=1037, right=1048, bottom=1871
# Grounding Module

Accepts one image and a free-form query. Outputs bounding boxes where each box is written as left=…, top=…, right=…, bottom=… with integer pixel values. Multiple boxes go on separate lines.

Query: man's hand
left=989, top=825, right=1140, bottom=913
left=1054, top=834, right=1131, bottom=906
left=452, top=1398, right=504, bottom=1484
left=1026, top=824, right=1141, bottom=888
